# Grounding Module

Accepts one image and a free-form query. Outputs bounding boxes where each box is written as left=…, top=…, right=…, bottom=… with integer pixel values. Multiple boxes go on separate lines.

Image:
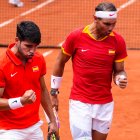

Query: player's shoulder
left=68, top=26, right=84, bottom=37
left=0, top=51, right=10, bottom=69
left=113, top=31, right=125, bottom=41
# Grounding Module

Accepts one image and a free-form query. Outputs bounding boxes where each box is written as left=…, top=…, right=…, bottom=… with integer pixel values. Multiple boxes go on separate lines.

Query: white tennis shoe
left=9, top=0, right=24, bottom=7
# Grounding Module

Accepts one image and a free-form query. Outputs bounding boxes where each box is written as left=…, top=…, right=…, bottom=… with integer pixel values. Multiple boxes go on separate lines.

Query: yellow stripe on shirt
left=115, top=56, right=127, bottom=62
left=61, top=47, right=71, bottom=56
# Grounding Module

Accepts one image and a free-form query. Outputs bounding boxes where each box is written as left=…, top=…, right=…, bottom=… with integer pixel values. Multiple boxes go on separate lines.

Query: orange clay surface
left=0, top=0, right=140, bottom=139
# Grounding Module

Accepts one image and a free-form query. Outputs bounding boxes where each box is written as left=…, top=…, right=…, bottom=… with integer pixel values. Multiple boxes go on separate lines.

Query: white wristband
left=8, top=97, right=23, bottom=110
left=51, top=75, right=62, bottom=89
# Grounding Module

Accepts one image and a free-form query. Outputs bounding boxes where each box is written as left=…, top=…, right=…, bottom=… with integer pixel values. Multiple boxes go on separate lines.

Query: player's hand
left=48, top=121, right=59, bottom=139
left=51, top=95, right=59, bottom=111
left=20, top=89, right=36, bottom=105
left=115, top=75, right=128, bottom=89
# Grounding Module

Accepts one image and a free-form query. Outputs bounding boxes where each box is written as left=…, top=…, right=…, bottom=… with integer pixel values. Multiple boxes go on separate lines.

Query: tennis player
left=50, top=2, right=128, bottom=140
left=0, top=21, right=58, bottom=139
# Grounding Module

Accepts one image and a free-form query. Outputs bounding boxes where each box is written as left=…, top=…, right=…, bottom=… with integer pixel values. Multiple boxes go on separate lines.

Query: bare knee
left=92, top=130, right=108, bottom=140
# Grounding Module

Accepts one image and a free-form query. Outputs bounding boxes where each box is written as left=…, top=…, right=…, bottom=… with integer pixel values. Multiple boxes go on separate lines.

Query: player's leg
left=26, top=127, right=44, bottom=140
left=69, top=100, right=92, bottom=140
left=92, top=101, right=114, bottom=140
left=92, top=130, right=108, bottom=140
left=25, top=120, right=44, bottom=140
left=0, top=121, right=43, bottom=140
left=0, top=129, right=26, bottom=140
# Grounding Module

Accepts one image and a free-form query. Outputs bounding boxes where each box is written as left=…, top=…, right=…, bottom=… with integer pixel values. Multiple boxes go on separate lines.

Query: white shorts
left=69, top=100, right=114, bottom=140
left=0, top=120, right=43, bottom=140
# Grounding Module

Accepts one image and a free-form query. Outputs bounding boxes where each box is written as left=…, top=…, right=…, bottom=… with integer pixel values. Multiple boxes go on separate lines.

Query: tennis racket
left=44, top=108, right=60, bottom=140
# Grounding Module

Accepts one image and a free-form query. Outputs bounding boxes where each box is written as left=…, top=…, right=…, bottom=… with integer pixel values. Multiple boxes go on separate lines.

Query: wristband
left=8, top=97, right=23, bottom=110
left=51, top=75, right=62, bottom=89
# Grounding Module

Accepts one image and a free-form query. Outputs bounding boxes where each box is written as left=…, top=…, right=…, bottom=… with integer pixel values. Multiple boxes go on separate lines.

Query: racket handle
left=47, top=133, right=60, bottom=140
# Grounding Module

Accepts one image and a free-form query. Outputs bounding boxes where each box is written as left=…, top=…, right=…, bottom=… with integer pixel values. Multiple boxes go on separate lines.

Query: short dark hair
left=95, top=2, right=117, bottom=12
left=16, top=21, right=41, bottom=44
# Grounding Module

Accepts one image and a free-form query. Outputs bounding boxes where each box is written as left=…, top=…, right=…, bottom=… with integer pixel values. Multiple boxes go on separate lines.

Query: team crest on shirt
left=32, top=66, right=39, bottom=72
left=108, top=50, right=115, bottom=55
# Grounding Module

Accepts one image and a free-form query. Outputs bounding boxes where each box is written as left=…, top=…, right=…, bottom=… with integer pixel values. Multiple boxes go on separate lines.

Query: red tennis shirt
left=0, top=43, right=46, bottom=129
left=62, top=25, right=127, bottom=104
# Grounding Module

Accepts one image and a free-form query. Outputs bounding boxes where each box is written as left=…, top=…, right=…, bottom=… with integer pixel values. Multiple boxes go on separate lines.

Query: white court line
left=0, top=0, right=136, bottom=28
left=58, top=41, right=64, bottom=47
left=0, top=0, right=137, bottom=56
left=43, top=50, right=53, bottom=57
left=20, top=0, right=54, bottom=16
left=117, top=0, right=137, bottom=12
left=0, top=0, right=55, bottom=28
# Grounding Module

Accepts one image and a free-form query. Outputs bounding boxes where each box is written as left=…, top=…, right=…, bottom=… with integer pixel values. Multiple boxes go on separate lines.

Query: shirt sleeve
left=114, top=34, right=128, bottom=62
left=0, top=70, right=5, bottom=87
left=62, top=30, right=81, bottom=56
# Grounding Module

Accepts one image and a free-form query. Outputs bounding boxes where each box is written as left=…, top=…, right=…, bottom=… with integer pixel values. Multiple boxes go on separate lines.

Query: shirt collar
left=82, top=25, right=115, bottom=41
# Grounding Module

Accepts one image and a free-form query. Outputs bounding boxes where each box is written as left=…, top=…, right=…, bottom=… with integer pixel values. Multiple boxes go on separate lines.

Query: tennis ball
left=116, top=75, right=126, bottom=86
left=119, top=75, right=126, bottom=80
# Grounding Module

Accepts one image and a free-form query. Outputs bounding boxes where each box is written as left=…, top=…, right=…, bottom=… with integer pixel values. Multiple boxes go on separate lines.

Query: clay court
left=0, top=0, right=140, bottom=140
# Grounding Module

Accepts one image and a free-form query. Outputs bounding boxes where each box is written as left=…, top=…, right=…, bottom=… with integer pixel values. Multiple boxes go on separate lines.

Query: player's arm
left=0, top=87, right=10, bottom=110
left=53, top=50, right=71, bottom=76
left=50, top=50, right=71, bottom=111
left=0, top=87, right=36, bottom=111
left=40, top=76, right=58, bottom=135
left=113, top=61, right=128, bottom=89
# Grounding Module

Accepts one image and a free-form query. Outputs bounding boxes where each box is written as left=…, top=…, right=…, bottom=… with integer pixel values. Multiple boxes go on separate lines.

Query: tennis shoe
left=9, top=0, right=24, bottom=7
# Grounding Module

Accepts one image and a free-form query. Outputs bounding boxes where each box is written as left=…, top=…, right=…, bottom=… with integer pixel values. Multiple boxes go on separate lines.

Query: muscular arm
left=0, top=87, right=36, bottom=111
left=52, top=50, right=71, bottom=76
left=40, top=76, right=58, bottom=134
left=0, top=87, right=10, bottom=110
left=50, top=50, right=71, bottom=110
left=40, top=76, right=56, bottom=123
left=113, top=61, right=127, bottom=75
left=113, top=61, right=127, bottom=88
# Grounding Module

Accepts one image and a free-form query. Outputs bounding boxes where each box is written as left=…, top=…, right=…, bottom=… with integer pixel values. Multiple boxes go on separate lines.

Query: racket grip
left=47, top=126, right=60, bottom=140
left=47, top=133, right=60, bottom=140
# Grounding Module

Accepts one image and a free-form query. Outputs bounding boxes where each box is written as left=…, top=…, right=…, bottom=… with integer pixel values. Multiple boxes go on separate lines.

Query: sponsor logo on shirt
left=11, top=72, right=17, bottom=77
left=32, top=66, right=39, bottom=72
left=81, top=49, right=89, bottom=52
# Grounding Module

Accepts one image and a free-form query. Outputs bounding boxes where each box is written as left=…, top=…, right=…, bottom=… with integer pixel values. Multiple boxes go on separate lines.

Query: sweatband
left=8, top=97, right=23, bottom=110
left=95, top=11, right=117, bottom=19
left=51, top=75, right=62, bottom=89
